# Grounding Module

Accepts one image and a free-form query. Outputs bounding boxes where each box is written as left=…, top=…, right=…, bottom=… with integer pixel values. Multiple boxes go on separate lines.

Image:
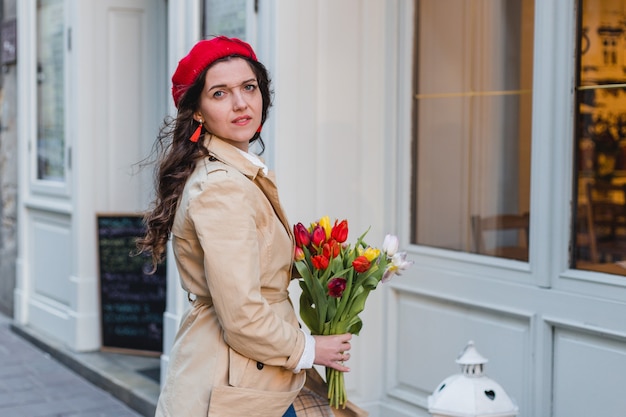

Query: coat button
left=257, top=362, right=264, bottom=370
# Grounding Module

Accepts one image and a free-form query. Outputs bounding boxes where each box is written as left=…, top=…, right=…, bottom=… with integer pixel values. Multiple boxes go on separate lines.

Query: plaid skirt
left=293, top=387, right=334, bottom=417
left=294, top=369, right=369, bottom=417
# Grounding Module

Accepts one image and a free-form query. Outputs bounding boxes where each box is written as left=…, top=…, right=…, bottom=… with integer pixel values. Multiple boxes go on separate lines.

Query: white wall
left=266, top=1, right=400, bottom=413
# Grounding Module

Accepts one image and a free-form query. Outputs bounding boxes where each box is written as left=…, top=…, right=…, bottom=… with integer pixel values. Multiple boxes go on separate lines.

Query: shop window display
left=411, top=0, right=534, bottom=262
left=574, top=0, right=626, bottom=275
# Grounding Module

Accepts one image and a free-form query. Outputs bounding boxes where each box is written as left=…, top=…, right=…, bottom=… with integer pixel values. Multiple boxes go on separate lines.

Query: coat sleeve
left=187, top=168, right=305, bottom=369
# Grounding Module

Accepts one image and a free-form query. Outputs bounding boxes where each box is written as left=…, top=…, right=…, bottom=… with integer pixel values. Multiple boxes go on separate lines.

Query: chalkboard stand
left=97, top=213, right=166, bottom=356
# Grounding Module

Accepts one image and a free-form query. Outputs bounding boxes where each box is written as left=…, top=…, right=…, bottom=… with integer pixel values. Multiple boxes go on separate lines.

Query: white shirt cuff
left=293, top=329, right=315, bottom=373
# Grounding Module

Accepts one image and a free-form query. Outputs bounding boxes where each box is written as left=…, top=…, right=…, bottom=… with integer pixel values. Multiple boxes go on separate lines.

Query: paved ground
left=0, top=313, right=148, bottom=417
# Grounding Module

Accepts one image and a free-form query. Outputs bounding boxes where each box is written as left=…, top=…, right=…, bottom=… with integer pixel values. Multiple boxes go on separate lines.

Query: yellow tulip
left=362, top=247, right=380, bottom=262
left=319, top=216, right=332, bottom=240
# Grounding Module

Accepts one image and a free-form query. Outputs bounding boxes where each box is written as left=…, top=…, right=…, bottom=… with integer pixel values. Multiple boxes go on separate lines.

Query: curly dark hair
left=137, top=55, right=273, bottom=271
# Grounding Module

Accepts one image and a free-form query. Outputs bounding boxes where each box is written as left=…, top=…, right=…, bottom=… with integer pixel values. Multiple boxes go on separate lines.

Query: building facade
left=7, top=1, right=626, bottom=416
left=0, top=0, right=18, bottom=317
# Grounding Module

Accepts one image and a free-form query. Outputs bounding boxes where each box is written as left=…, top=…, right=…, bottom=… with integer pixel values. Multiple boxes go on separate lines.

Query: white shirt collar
left=234, top=147, right=268, bottom=175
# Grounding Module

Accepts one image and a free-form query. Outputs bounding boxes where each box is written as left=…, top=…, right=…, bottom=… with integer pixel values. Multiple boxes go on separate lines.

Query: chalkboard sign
left=97, top=214, right=166, bottom=355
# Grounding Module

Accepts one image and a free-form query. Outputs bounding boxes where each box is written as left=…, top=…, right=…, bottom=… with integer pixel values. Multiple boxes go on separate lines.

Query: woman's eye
left=244, top=84, right=257, bottom=92
left=213, top=91, right=225, bottom=98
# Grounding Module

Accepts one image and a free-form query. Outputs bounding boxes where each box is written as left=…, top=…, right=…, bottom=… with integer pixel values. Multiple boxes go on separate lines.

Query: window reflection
left=411, top=0, right=534, bottom=261
left=573, top=0, right=626, bottom=275
left=36, top=0, right=65, bottom=182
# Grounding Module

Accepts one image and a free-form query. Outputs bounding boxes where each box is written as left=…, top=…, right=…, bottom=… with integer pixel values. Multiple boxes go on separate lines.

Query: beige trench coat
left=155, top=135, right=306, bottom=417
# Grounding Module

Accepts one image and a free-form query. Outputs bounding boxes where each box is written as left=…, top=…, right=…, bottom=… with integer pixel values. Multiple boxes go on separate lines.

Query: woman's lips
left=232, top=116, right=252, bottom=126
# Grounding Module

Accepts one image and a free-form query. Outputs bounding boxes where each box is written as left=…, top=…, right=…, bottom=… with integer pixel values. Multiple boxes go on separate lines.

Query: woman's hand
left=313, top=333, right=352, bottom=372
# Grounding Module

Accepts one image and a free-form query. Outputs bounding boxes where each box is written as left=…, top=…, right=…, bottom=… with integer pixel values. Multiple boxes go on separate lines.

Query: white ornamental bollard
left=428, top=341, right=518, bottom=417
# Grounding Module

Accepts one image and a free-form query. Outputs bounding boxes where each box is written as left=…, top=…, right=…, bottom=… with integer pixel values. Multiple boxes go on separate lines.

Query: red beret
left=171, top=36, right=258, bottom=107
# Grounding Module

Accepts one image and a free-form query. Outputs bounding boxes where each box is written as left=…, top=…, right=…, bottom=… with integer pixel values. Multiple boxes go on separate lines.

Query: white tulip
left=382, top=234, right=399, bottom=256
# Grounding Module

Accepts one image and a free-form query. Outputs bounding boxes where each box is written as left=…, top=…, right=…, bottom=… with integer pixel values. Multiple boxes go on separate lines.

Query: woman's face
left=195, top=58, right=262, bottom=151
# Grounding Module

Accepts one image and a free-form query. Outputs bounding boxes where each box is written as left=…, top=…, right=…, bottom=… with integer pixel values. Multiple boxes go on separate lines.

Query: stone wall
left=0, top=0, right=17, bottom=316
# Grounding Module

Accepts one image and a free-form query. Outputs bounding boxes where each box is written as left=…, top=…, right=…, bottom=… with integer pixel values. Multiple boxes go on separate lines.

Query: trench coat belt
left=188, top=291, right=290, bottom=307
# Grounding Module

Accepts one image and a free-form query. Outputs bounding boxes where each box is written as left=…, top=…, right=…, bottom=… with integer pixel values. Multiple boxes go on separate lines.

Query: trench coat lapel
left=254, top=173, right=293, bottom=237
left=204, top=135, right=294, bottom=238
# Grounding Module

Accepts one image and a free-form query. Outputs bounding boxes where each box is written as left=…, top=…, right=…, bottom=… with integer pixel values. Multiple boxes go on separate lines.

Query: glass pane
left=573, top=0, right=626, bottom=275
left=204, top=0, right=248, bottom=40
left=411, top=0, right=534, bottom=261
left=36, top=0, right=65, bottom=182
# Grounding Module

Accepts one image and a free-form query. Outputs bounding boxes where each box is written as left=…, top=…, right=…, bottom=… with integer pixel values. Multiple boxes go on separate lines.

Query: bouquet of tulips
left=293, top=216, right=413, bottom=409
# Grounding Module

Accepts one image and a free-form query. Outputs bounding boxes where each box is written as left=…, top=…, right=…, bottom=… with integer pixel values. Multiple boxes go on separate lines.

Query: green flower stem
left=326, top=367, right=346, bottom=409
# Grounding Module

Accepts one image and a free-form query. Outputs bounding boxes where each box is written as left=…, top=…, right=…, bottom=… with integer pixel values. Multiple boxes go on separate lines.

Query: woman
left=138, top=36, right=352, bottom=417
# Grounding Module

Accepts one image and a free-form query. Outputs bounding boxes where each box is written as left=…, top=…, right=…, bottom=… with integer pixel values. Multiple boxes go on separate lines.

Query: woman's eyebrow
left=208, top=78, right=257, bottom=92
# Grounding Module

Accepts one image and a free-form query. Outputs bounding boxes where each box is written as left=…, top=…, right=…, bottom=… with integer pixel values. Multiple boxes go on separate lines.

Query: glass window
left=573, top=0, right=626, bottom=276
left=36, top=0, right=65, bottom=182
left=411, top=0, right=534, bottom=261
left=203, top=0, right=250, bottom=40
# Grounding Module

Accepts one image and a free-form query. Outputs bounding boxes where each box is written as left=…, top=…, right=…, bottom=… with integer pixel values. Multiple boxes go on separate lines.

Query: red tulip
left=322, top=240, right=341, bottom=259
left=294, top=223, right=311, bottom=248
left=331, top=219, right=349, bottom=243
left=322, top=243, right=331, bottom=259
left=327, top=277, right=347, bottom=298
left=311, top=225, right=326, bottom=247
left=352, top=255, right=371, bottom=273
left=311, top=255, right=329, bottom=270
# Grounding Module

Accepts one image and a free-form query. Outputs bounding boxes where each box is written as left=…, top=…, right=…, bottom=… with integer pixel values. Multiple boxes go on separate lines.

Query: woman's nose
left=232, top=91, right=247, bottom=111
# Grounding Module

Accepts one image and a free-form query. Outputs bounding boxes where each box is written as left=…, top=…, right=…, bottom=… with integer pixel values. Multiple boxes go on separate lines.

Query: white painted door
left=89, top=0, right=167, bottom=213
